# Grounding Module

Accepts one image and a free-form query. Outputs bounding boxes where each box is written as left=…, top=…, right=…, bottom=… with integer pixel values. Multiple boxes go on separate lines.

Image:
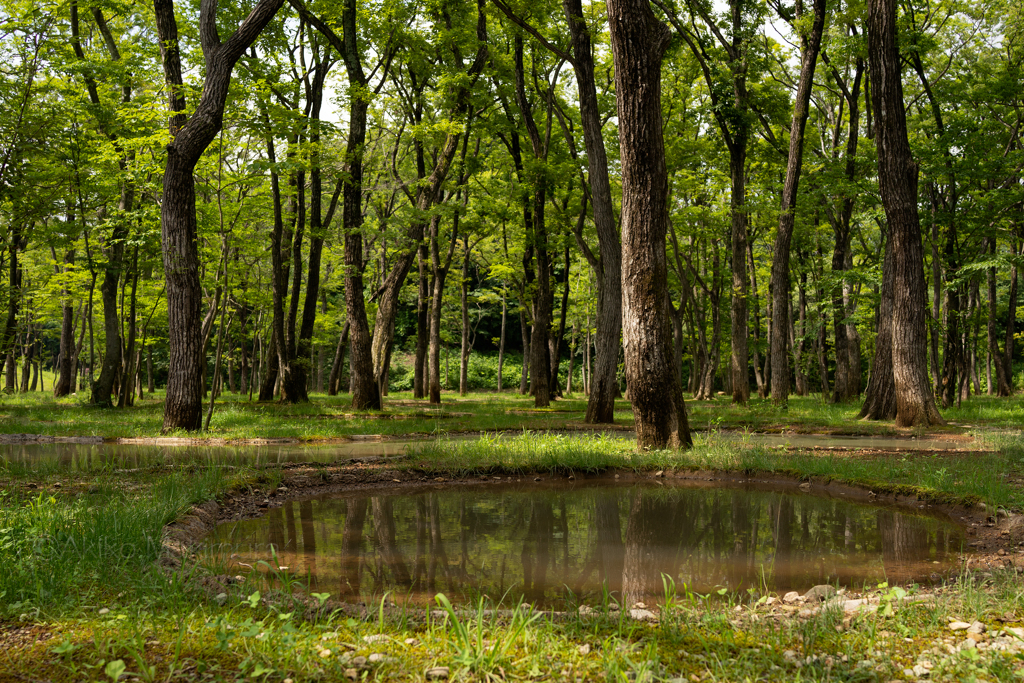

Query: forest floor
left=2, top=392, right=1024, bottom=681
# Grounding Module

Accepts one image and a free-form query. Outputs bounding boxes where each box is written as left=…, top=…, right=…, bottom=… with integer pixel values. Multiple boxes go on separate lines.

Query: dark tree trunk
left=866, top=0, right=943, bottom=426
left=987, top=240, right=1012, bottom=395
left=155, top=0, right=284, bottom=431
left=563, top=0, right=622, bottom=424
left=54, top=248, right=76, bottom=398
left=328, top=320, right=350, bottom=396
left=607, top=0, right=692, bottom=449
left=459, top=235, right=472, bottom=396
left=414, top=244, right=429, bottom=398
left=768, top=0, right=826, bottom=405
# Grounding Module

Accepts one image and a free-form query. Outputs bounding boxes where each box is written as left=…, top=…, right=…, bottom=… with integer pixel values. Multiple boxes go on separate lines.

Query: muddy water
left=0, top=431, right=978, bottom=474
left=204, top=481, right=964, bottom=607
left=0, top=440, right=436, bottom=472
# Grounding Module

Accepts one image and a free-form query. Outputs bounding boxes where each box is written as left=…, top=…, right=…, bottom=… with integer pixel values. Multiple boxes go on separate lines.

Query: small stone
left=578, top=605, right=595, bottom=616
left=960, top=638, right=976, bottom=650
left=345, top=669, right=359, bottom=680
left=425, top=666, right=450, bottom=680
left=319, top=649, right=332, bottom=658
left=364, top=634, right=390, bottom=643
left=351, top=656, right=367, bottom=669
left=633, top=602, right=647, bottom=609
left=215, top=593, right=227, bottom=606
left=98, top=608, right=110, bottom=615
left=765, top=596, right=777, bottom=605
left=799, top=482, right=811, bottom=491
left=654, top=470, right=664, bottom=477
left=967, top=621, right=986, bottom=634
left=1007, top=627, right=1024, bottom=639
left=966, top=632, right=985, bottom=643
left=629, top=608, right=657, bottom=621
left=903, top=669, right=916, bottom=678
left=949, top=621, right=972, bottom=631
left=803, top=585, right=837, bottom=603
left=405, top=637, right=420, bottom=646
left=368, top=653, right=386, bottom=663
left=913, top=664, right=930, bottom=677
left=578, top=644, right=591, bottom=655
left=782, top=650, right=798, bottom=662
left=783, top=591, right=802, bottom=604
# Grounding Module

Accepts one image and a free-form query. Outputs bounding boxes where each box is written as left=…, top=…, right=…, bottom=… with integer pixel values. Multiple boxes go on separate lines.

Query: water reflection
left=206, top=482, right=964, bottom=606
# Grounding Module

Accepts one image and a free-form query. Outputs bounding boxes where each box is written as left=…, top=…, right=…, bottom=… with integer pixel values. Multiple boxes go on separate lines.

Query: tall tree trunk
left=768, top=0, right=826, bottom=405
left=54, top=248, right=76, bottom=397
left=562, top=0, right=622, bottom=423
left=987, top=239, right=1012, bottom=395
left=866, top=0, right=943, bottom=426
left=328, top=320, right=350, bottom=396
left=607, top=0, right=692, bottom=448
left=414, top=245, right=429, bottom=398
left=155, top=0, right=284, bottom=431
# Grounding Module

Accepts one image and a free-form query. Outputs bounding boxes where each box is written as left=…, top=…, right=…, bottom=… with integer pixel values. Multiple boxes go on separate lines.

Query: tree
left=155, top=0, right=285, bottom=431
left=607, top=0, right=692, bottom=448
left=864, top=0, right=943, bottom=426
left=767, top=0, right=826, bottom=405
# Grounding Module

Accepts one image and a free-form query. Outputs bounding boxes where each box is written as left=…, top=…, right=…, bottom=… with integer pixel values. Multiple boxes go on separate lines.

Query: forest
left=0, top=0, right=1021, bottom=442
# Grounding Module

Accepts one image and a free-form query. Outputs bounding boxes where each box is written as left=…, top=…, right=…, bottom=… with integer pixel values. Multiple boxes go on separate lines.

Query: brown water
left=0, top=432, right=978, bottom=474
left=204, top=480, right=965, bottom=607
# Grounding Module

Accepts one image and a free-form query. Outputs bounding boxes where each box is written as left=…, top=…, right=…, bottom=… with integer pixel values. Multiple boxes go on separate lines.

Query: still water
left=205, top=481, right=964, bottom=606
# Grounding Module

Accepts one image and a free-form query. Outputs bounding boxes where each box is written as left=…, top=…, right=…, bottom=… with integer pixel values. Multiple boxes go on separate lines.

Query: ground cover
left=1, top=393, right=1024, bottom=681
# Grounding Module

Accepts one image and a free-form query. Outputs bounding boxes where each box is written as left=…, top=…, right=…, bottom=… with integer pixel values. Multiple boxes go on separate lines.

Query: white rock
left=1007, top=627, right=1024, bottom=639
left=425, top=666, right=450, bottom=680
left=629, top=608, right=658, bottom=621
left=578, top=644, right=591, bottom=655
left=913, top=664, right=930, bottom=677
left=364, top=634, right=390, bottom=643
left=782, top=591, right=802, bottom=604
left=949, top=621, right=972, bottom=631
left=368, top=653, right=386, bottom=663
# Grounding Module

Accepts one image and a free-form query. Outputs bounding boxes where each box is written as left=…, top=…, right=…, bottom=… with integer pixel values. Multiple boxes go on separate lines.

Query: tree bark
left=607, top=0, right=692, bottom=449
left=866, top=0, right=943, bottom=426
left=768, top=0, right=826, bottom=405
left=54, top=247, right=76, bottom=397
left=155, top=0, right=284, bottom=431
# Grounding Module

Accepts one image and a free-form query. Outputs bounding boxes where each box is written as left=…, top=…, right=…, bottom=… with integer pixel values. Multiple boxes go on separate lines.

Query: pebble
left=629, top=608, right=657, bottom=621
left=802, top=585, right=836, bottom=603
left=345, top=669, right=358, bottom=680
left=578, top=644, right=591, bottom=655
left=405, top=637, right=420, bottom=646
left=425, top=666, right=450, bottom=679
left=364, top=634, right=390, bottom=644
left=782, top=591, right=802, bottom=604
left=368, top=653, right=386, bottom=663
left=948, top=621, right=971, bottom=631
left=98, top=608, right=110, bottom=615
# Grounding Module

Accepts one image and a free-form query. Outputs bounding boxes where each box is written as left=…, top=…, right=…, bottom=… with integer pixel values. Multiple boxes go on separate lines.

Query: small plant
left=435, top=592, right=540, bottom=681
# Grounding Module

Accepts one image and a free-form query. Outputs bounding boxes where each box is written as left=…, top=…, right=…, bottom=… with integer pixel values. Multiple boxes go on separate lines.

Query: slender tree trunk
left=328, top=320, right=350, bottom=396
left=459, top=236, right=472, bottom=396
left=563, top=0, right=622, bottom=424
left=866, top=0, right=943, bottom=426
left=497, top=292, right=506, bottom=391
left=607, top=0, right=691, bottom=448
left=987, top=239, right=1012, bottom=395
left=54, top=249, right=76, bottom=397
left=769, top=0, right=826, bottom=405
left=414, top=244, right=428, bottom=398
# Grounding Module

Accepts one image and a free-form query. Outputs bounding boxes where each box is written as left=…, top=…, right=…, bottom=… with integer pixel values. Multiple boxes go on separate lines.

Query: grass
left=2, top=391, right=1024, bottom=681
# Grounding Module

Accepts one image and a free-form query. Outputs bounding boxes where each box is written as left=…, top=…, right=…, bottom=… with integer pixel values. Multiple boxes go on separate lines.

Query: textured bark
left=768, top=0, right=826, bottom=405
left=866, top=0, right=943, bottom=426
left=562, top=0, right=622, bottom=423
left=155, top=0, right=284, bottom=431
left=607, top=0, right=692, bottom=449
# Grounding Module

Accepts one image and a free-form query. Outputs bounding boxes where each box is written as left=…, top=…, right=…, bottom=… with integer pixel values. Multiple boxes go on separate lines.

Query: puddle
left=0, top=440, right=437, bottom=472
left=204, top=480, right=965, bottom=607
left=0, top=431, right=979, bottom=474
